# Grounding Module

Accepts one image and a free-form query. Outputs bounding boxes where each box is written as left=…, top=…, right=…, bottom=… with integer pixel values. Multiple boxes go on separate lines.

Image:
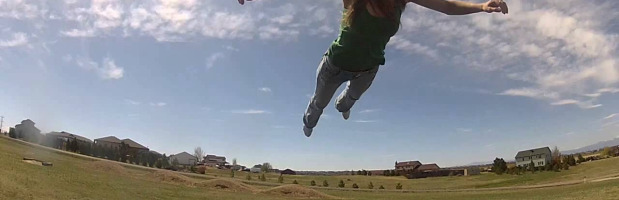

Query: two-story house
left=515, top=147, right=552, bottom=168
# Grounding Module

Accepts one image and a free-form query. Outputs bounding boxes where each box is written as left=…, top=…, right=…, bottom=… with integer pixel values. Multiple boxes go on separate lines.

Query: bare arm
left=408, top=0, right=508, bottom=15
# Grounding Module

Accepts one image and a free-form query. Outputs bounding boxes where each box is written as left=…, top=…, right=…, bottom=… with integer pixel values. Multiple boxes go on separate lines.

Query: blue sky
left=0, top=0, right=618, bottom=171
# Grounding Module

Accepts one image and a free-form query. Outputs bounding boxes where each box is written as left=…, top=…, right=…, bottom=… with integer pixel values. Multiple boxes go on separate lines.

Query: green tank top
left=327, top=5, right=403, bottom=72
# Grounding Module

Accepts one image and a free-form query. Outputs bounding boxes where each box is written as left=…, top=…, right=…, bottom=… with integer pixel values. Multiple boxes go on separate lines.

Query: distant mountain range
left=563, top=138, right=619, bottom=155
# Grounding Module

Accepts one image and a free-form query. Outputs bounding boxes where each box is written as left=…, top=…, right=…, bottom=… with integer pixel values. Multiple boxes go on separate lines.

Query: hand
left=238, top=0, right=253, bottom=5
left=482, top=0, right=508, bottom=14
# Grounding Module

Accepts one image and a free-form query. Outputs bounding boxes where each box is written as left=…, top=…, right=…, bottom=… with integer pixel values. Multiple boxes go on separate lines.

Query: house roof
left=121, top=139, right=148, bottom=150
left=47, top=131, right=93, bottom=143
left=396, top=161, right=421, bottom=167
left=171, top=152, right=195, bottom=159
left=417, top=164, right=440, bottom=171
left=516, top=147, right=551, bottom=158
left=95, top=136, right=122, bottom=143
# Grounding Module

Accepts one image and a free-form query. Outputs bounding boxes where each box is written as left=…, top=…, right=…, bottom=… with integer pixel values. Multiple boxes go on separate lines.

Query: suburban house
left=14, top=119, right=42, bottom=142
left=169, top=152, right=197, bottom=166
left=395, top=161, right=421, bottom=172
left=94, top=136, right=123, bottom=150
left=281, top=169, right=296, bottom=175
left=515, top=147, right=552, bottom=168
left=121, top=138, right=149, bottom=154
left=203, top=155, right=227, bottom=167
left=45, top=131, right=93, bottom=150
left=416, top=164, right=441, bottom=172
left=250, top=164, right=262, bottom=173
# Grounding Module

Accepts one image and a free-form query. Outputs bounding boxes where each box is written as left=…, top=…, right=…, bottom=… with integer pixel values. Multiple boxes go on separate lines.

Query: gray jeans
left=303, top=56, right=378, bottom=128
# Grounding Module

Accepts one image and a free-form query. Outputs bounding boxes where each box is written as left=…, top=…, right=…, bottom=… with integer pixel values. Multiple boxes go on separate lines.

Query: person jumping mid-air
left=239, top=0, right=509, bottom=137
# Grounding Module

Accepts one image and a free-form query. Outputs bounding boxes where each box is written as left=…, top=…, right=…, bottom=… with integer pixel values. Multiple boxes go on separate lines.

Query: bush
left=323, top=180, right=329, bottom=187
left=278, top=175, right=284, bottom=183
left=562, top=162, right=569, bottom=170
left=368, top=181, right=374, bottom=189
left=352, top=183, right=359, bottom=189
left=190, top=165, right=197, bottom=173
left=293, top=180, right=298, bottom=184
left=310, top=180, right=316, bottom=186
left=230, top=170, right=235, bottom=178
left=260, top=173, right=266, bottom=181
left=338, top=180, right=345, bottom=188
left=246, top=174, right=252, bottom=180
left=197, top=166, right=206, bottom=174
left=379, top=185, right=385, bottom=189
left=396, top=183, right=403, bottom=190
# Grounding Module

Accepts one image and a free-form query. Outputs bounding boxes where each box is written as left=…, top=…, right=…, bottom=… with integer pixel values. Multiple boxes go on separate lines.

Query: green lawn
left=1, top=136, right=619, bottom=200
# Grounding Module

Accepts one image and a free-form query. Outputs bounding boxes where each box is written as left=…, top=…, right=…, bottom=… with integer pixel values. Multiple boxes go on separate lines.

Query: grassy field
left=1, top=136, right=619, bottom=200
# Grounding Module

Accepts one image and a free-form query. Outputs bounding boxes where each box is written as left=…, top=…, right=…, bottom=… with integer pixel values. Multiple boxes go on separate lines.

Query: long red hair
left=344, top=0, right=406, bottom=26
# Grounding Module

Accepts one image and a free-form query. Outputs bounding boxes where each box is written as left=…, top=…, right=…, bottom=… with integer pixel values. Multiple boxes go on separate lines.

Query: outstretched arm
left=408, top=0, right=508, bottom=15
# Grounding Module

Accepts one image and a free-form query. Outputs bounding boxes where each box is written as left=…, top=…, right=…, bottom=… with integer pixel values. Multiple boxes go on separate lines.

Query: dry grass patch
left=261, top=184, right=341, bottom=199
left=152, top=171, right=196, bottom=186
left=85, top=161, right=127, bottom=175
left=196, top=179, right=257, bottom=192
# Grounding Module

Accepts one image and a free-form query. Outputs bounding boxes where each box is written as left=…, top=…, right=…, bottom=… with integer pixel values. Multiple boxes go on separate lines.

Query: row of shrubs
left=243, top=174, right=404, bottom=190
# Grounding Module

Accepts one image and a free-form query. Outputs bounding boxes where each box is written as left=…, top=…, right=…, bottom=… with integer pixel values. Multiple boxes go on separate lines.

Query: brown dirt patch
left=196, top=179, right=256, bottom=192
left=260, top=184, right=340, bottom=199
left=85, top=161, right=127, bottom=175
left=152, top=171, right=196, bottom=186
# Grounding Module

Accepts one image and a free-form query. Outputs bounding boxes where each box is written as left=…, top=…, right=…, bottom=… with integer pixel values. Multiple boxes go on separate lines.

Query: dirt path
left=5, top=136, right=619, bottom=193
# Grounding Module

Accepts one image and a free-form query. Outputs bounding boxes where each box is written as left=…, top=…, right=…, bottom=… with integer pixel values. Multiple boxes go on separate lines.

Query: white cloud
left=99, top=58, right=124, bottom=79
left=61, top=29, right=96, bottom=37
left=457, top=128, right=472, bottom=133
left=75, top=57, right=124, bottom=80
left=149, top=102, right=166, bottom=107
left=258, top=87, right=272, bottom=93
left=354, top=120, right=377, bottom=123
left=62, top=54, right=73, bottom=62
left=231, top=109, right=270, bottom=114
left=359, top=109, right=380, bottom=114
left=388, top=36, right=438, bottom=59
left=550, top=99, right=579, bottom=106
left=603, top=114, right=617, bottom=120
left=206, top=52, right=225, bottom=69
left=125, top=99, right=141, bottom=105
left=498, top=88, right=559, bottom=100
left=0, top=32, right=28, bottom=47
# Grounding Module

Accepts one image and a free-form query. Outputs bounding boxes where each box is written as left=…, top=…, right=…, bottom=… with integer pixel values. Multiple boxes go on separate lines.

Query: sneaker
left=303, top=126, right=313, bottom=137
left=342, top=110, right=350, bottom=120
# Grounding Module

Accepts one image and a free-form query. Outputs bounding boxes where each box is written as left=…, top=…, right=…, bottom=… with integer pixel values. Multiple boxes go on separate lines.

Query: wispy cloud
left=125, top=99, right=141, bottom=105
left=457, top=128, right=472, bottom=133
left=603, top=114, right=617, bottom=120
left=0, top=32, right=28, bottom=47
left=359, top=109, right=381, bottom=114
left=259, top=87, right=272, bottom=93
left=206, top=52, right=225, bottom=69
left=231, top=109, right=270, bottom=114
left=354, top=120, right=378, bottom=123
left=149, top=102, right=167, bottom=107
left=75, top=57, right=124, bottom=80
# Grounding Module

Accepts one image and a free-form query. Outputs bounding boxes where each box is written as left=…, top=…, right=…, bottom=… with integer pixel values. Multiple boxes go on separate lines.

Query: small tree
left=261, top=162, right=273, bottom=173
left=492, top=158, right=507, bottom=175
left=310, top=180, right=316, bottom=186
left=601, top=147, right=612, bottom=157
left=562, top=162, right=569, bottom=170
left=577, top=154, right=585, bottom=163
left=553, top=162, right=560, bottom=172
left=172, top=158, right=180, bottom=167
left=293, top=180, right=298, bottom=184
left=529, top=160, right=535, bottom=173
left=194, top=147, right=204, bottom=163
left=396, top=183, right=403, bottom=190
left=246, top=174, right=252, bottom=180
left=368, top=181, right=374, bottom=189
left=544, top=163, right=552, bottom=171
left=190, top=165, right=197, bottom=173
left=230, top=169, right=235, bottom=178
left=552, top=146, right=561, bottom=164
left=260, top=173, right=266, bottom=181
left=322, top=180, right=329, bottom=187
left=338, top=180, right=345, bottom=188
left=278, top=175, right=284, bottom=183
left=568, top=155, right=576, bottom=166
left=352, top=183, right=359, bottom=188
left=379, top=185, right=385, bottom=189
